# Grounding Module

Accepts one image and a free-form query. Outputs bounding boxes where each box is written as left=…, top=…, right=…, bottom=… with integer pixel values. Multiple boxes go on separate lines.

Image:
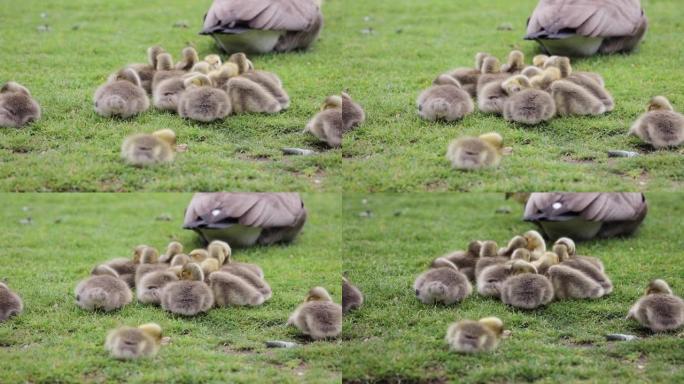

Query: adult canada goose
left=414, top=257, right=472, bottom=305
left=446, top=132, right=508, bottom=170
left=342, top=276, right=363, bottom=314
left=75, top=265, right=132, bottom=311
left=160, top=263, right=214, bottom=316
left=417, top=75, right=474, bottom=122
left=287, top=286, right=342, bottom=340
left=121, top=129, right=177, bottom=167
left=629, top=96, right=684, bottom=148
left=525, top=0, right=648, bottom=56
left=304, top=94, right=343, bottom=147
left=524, top=193, right=648, bottom=240
left=0, top=282, right=23, bottom=322
left=627, top=279, right=684, bottom=332
left=446, top=52, right=491, bottom=97
left=105, top=323, right=163, bottom=360
left=0, top=82, right=41, bottom=128
left=183, top=193, right=308, bottom=246
left=201, top=0, right=324, bottom=54
left=93, top=68, right=149, bottom=118
left=445, top=317, right=504, bottom=353
left=183, top=192, right=307, bottom=247
left=178, top=74, right=232, bottom=122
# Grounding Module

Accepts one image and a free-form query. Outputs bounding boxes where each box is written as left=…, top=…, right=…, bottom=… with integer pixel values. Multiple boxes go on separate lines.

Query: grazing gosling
left=75, top=265, right=132, bottom=311
left=446, top=132, right=507, bottom=170
left=629, top=96, right=684, bottom=148
left=0, top=82, right=41, bottom=128
left=0, top=282, right=23, bottom=322
left=160, top=263, right=214, bottom=316
left=178, top=74, right=231, bottom=122
left=445, top=317, right=504, bottom=353
left=342, top=276, right=364, bottom=314
left=93, top=68, right=149, bottom=118
left=500, top=260, right=554, bottom=309
left=438, top=240, right=482, bottom=281
left=502, top=75, right=556, bottom=125
left=287, top=287, right=343, bottom=340
left=137, top=270, right=179, bottom=305
left=626, top=279, right=684, bottom=332
left=446, top=52, right=491, bottom=97
left=413, top=258, right=472, bottom=305
left=121, top=128, right=176, bottom=167
left=342, top=92, right=365, bottom=130
left=105, top=323, right=163, bottom=360
left=304, top=94, right=344, bottom=147
left=417, top=75, right=474, bottom=122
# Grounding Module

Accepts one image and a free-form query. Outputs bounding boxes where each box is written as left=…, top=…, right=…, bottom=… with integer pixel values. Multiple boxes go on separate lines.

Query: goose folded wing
left=526, top=0, right=644, bottom=39
left=202, top=0, right=320, bottom=34
left=184, top=192, right=305, bottom=229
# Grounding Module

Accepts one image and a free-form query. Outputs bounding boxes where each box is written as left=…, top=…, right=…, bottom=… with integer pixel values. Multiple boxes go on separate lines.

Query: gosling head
left=228, top=52, right=254, bottom=74
left=543, top=56, right=572, bottom=78
left=306, top=287, right=333, bottom=302
left=511, top=248, right=531, bottom=261
left=554, top=238, right=576, bottom=256
left=645, top=279, right=672, bottom=295
left=481, top=57, right=501, bottom=74
left=189, top=249, right=210, bottom=263
left=91, top=264, right=120, bottom=278
left=480, top=240, right=499, bottom=257
left=431, top=257, right=459, bottom=270
left=183, top=74, right=212, bottom=89
left=180, top=263, right=204, bottom=281
left=433, top=74, right=462, bottom=88
left=532, top=54, right=549, bottom=67
left=207, top=240, right=231, bottom=265
left=152, top=129, right=176, bottom=147
left=204, top=54, right=222, bottom=70
left=140, top=247, right=160, bottom=264
left=523, top=230, right=546, bottom=253
left=510, top=260, right=538, bottom=275
left=322, top=95, right=343, bottom=111
left=501, top=75, right=531, bottom=94
left=647, top=96, right=674, bottom=112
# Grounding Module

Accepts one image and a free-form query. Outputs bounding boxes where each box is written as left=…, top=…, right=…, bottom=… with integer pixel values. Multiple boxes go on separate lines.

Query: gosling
left=105, top=323, right=163, bottom=360
left=0, top=82, right=41, bottom=128
left=413, top=258, right=472, bottom=305
left=342, top=276, right=364, bottom=314
left=93, top=68, right=149, bottom=118
left=0, top=282, right=23, bottom=322
left=445, top=317, right=504, bottom=353
left=417, top=75, right=474, bottom=122
left=121, top=129, right=176, bottom=166
left=629, top=96, right=684, bottom=148
left=287, top=287, right=342, bottom=340
left=626, top=279, right=684, bottom=332
left=500, top=260, right=554, bottom=309
left=446, top=132, right=507, bottom=170
left=75, top=265, right=132, bottom=311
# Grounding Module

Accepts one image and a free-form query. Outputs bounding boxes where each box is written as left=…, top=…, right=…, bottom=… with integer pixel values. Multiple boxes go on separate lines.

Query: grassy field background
left=0, top=193, right=341, bottom=383
left=0, top=0, right=344, bottom=192
left=341, top=193, right=684, bottom=383
left=340, top=0, right=684, bottom=191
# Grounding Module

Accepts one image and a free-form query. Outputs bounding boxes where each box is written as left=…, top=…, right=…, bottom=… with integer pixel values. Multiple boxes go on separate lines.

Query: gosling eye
left=415, top=289, right=420, bottom=296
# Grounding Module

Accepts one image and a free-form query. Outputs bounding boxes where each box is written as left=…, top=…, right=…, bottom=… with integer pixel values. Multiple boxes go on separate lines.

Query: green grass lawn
left=341, top=193, right=684, bottom=383
left=0, top=0, right=344, bottom=192
left=0, top=193, right=342, bottom=383
left=340, top=0, right=684, bottom=192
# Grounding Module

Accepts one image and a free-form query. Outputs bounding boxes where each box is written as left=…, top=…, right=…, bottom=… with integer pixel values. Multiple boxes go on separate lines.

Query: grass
left=341, top=193, right=684, bottom=383
left=0, top=0, right=344, bottom=192
left=340, top=0, right=684, bottom=191
left=0, top=193, right=342, bottom=383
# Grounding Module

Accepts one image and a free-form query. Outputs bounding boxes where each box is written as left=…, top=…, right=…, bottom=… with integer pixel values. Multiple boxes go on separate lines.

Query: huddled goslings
left=105, top=323, right=163, bottom=360
left=95, top=48, right=288, bottom=124
left=445, top=317, right=504, bottom=353
left=0, top=282, right=23, bottom=322
left=160, top=263, right=214, bottom=316
left=305, top=92, right=365, bottom=148
left=0, top=82, right=41, bottom=128
left=446, top=132, right=508, bottom=170
left=627, top=279, right=684, bottom=332
left=629, top=96, right=684, bottom=148
left=287, top=286, right=343, bottom=340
